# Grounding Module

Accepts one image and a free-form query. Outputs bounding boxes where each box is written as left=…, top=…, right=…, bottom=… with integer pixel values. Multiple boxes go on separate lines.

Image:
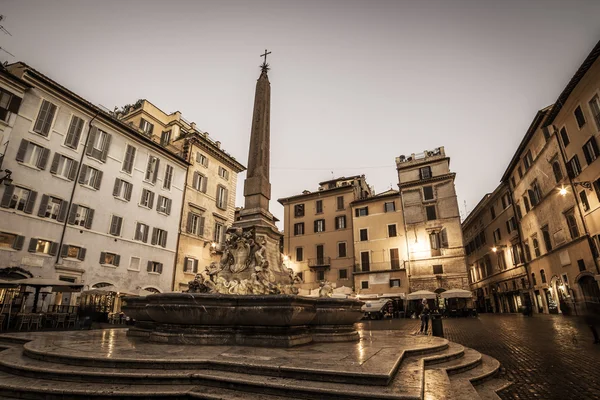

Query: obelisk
left=234, top=50, right=287, bottom=278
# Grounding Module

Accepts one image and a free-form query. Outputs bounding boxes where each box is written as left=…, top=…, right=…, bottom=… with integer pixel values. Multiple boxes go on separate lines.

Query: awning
left=406, top=290, right=437, bottom=300
left=440, top=289, right=472, bottom=299
left=378, top=293, right=406, bottom=300
left=12, top=278, right=83, bottom=292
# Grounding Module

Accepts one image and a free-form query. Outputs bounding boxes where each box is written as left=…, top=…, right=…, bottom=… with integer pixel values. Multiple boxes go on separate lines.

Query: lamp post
left=0, top=169, right=12, bottom=186
left=559, top=181, right=593, bottom=196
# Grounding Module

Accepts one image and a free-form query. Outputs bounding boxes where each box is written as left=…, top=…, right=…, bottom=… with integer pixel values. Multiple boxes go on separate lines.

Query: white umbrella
left=13, top=278, right=83, bottom=312
left=378, top=293, right=406, bottom=300
left=406, top=290, right=437, bottom=300
left=440, top=289, right=472, bottom=299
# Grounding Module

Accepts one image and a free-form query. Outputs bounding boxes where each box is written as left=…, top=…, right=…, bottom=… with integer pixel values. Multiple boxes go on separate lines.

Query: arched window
left=92, top=282, right=113, bottom=289
left=540, top=269, right=547, bottom=284
left=531, top=273, right=537, bottom=286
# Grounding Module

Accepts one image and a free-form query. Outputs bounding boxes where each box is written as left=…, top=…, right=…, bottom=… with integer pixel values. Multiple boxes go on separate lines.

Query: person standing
left=420, top=298, right=430, bottom=334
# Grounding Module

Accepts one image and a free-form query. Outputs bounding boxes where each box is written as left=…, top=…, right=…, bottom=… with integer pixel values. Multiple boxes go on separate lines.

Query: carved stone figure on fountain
left=319, top=281, right=333, bottom=298
left=186, top=274, right=211, bottom=294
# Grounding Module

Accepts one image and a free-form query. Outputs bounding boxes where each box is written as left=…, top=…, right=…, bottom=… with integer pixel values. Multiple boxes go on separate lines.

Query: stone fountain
left=122, top=56, right=364, bottom=347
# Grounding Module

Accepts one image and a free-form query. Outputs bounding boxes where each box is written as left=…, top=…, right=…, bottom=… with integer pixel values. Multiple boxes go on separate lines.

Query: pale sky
left=2, top=0, right=600, bottom=228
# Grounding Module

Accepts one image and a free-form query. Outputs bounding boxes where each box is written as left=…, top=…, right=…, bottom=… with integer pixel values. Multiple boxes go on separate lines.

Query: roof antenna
left=0, top=16, right=12, bottom=36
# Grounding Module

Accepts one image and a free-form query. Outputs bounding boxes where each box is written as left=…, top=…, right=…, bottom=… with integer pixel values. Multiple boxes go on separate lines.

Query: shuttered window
left=37, top=195, right=68, bottom=222
left=425, top=205, right=437, bottom=221
left=113, top=178, right=133, bottom=201
left=122, top=145, right=137, bottom=174
left=145, top=156, right=160, bottom=183
left=140, top=189, right=155, bottom=208
left=1, top=185, right=37, bottom=214
left=33, top=99, right=57, bottom=137
left=574, top=105, right=586, bottom=128
left=85, top=127, right=111, bottom=162
left=192, top=172, right=208, bottom=193
left=68, top=204, right=93, bottom=229
left=151, top=228, right=168, bottom=248
left=186, top=212, right=205, bottom=237
left=79, top=165, right=102, bottom=190
left=109, top=215, right=123, bottom=236
left=134, top=222, right=150, bottom=243
left=156, top=195, right=172, bottom=215
left=163, top=165, right=174, bottom=190
left=216, top=185, right=228, bottom=210
left=335, top=215, right=346, bottom=230
left=15, top=139, right=50, bottom=170
left=64, top=116, right=85, bottom=149
left=582, top=137, right=600, bottom=165
left=560, top=127, right=570, bottom=147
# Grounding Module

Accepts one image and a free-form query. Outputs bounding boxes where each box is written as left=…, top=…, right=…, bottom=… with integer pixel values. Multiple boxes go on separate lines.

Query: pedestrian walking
left=419, top=298, right=430, bottom=334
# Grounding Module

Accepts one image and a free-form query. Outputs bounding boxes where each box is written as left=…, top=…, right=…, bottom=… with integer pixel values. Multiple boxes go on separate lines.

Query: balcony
left=308, top=257, right=331, bottom=268
left=354, top=261, right=406, bottom=274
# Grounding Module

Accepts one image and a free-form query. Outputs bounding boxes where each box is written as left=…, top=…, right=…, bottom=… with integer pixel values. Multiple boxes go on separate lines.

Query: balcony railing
left=308, top=257, right=331, bottom=268
left=354, top=261, right=406, bottom=273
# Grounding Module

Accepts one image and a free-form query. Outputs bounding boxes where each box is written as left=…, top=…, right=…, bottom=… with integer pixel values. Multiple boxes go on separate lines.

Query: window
left=69, top=204, right=93, bottom=228
left=1, top=185, right=36, bottom=214
left=390, top=248, right=400, bottom=269
left=565, top=210, right=580, bottom=239
left=317, top=270, right=325, bottom=281
left=490, top=206, right=496, bottom=220
left=567, top=155, right=582, bottom=178
left=336, top=196, right=344, bottom=210
left=0, top=232, right=25, bottom=250
left=109, top=215, right=123, bottom=236
left=338, top=242, right=347, bottom=258
left=433, top=265, right=443, bottom=275
left=532, top=236, right=541, bottom=257
left=296, top=247, right=303, bottom=262
left=196, top=152, right=208, bottom=167
left=595, top=179, right=600, bottom=203
left=517, top=166, right=523, bottom=179
left=294, top=204, right=305, bottom=217
left=145, top=156, right=160, bottom=183
left=589, top=94, right=600, bottom=131
left=524, top=241, right=531, bottom=261
left=359, top=228, right=368, bottom=241
left=574, top=105, right=586, bottom=128
left=314, top=219, right=325, bottom=233
left=216, top=186, right=228, bottom=209
left=112, top=179, right=133, bottom=201
left=184, top=257, right=198, bottom=274
left=296, top=272, right=303, bottom=282
left=61, top=245, right=86, bottom=261
left=360, top=251, right=370, bottom=272
left=160, top=130, right=171, bottom=146
left=38, top=196, right=66, bottom=221
left=140, top=189, right=155, bottom=208
left=339, top=269, right=348, bottom=280
left=128, top=257, right=141, bottom=271
left=28, top=238, right=58, bottom=255
left=388, top=224, right=397, bottom=237
left=578, top=259, right=586, bottom=272
left=15, top=139, right=49, bottom=169
left=294, top=222, right=304, bottom=236
left=214, top=222, right=225, bottom=243
left=315, top=200, right=323, bottom=214
left=163, top=165, right=174, bottom=190
left=425, top=205, right=437, bottom=221
left=134, top=222, right=150, bottom=242
left=0, top=89, right=20, bottom=122
left=540, top=269, right=547, bottom=284
left=523, top=196, right=530, bottom=212
left=419, top=166, right=432, bottom=179
left=64, top=116, right=84, bottom=149
left=33, top=99, right=57, bottom=137
left=511, top=244, right=520, bottom=265
left=157, top=195, right=172, bottom=215
left=186, top=213, right=205, bottom=237
left=542, top=225, right=552, bottom=252
left=218, top=166, right=229, bottom=180
left=497, top=251, right=506, bottom=270
left=139, top=118, right=154, bottom=135
left=335, top=215, right=346, bottom=230
left=192, top=172, right=207, bottom=193
left=151, top=228, right=168, bottom=248
left=361, top=281, right=369, bottom=290
left=493, top=228, right=501, bottom=243
left=583, top=137, right=600, bottom=165
left=529, top=181, right=542, bottom=207
left=423, top=186, right=434, bottom=201
left=523, top=150, right=533, bottom=171
left=50, top=153, right=77, bottom=180
left=552, top=160, right=563, bottom=183
left=79, top=165, right=102, bottom=190
left=511, top=176, right=516, bottom=189
left=147, top=261, right=163, bottom=274
left=355, top=206, right=368, bottom=217
left=85, top=128, right=111, bottom=162
left=515, top=202, right=523, bottom=220
left=580, top=190, right=590, bottom=211
left=502, top=193, right=512, bottom=208
left=560, top=127, right=570, bottom=147
left=506, top=217, right=517, bottom=234
left=122, top=145, right=137, bottom=174
left=531, top=273, right=537, bottom=286
left=382, top=201, right=395, bottom=213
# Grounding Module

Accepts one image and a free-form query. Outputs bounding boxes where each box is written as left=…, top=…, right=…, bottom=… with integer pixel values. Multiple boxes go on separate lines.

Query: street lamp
left=559, top=181, right=593, bottom=196
left=491, top=245, right=506, bottom=253
left=0, top=169, right=12, bottom=186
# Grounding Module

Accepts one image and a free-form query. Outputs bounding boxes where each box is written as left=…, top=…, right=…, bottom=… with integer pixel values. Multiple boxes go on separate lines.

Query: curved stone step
left=474, top=378, right=512, bottom=400
left=422, top=342, right=465, bottom=366
left=452, top=354, right=500, bottom=385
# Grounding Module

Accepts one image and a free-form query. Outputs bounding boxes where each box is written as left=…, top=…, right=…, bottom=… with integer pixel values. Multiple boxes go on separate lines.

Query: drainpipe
left=555, top=132, right=600, bottom=274
left=171, top=138, right=190, bottom=291
left=55, top=113, right=99, bottom=265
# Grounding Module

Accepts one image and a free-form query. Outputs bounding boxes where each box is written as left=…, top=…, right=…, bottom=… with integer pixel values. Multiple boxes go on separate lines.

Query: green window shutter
left=24, top=191, right=37, bottom=214
left=15, top=139, right=28, bottom=162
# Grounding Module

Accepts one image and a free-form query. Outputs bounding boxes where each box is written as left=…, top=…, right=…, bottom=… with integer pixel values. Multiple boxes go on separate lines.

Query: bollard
left=430, top=312, right=444, bottom=337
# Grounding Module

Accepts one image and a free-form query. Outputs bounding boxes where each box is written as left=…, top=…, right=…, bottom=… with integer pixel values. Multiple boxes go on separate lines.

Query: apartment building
left=0, top=63, right=187, bottom=306
left=278, top=176, right=372, bottom=293
left=350, top=189, right=408, bottom=297
left=462, top=184, right=527, bottom=313
left=117, top=100, right=245, bottom=290
left=395, top=147, right=469, bottom=295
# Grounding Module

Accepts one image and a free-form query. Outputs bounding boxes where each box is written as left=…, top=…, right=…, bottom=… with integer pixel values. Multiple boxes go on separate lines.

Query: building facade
left=396, top=147, right=469, bottom=294
left=462, top=184, right=528, bottom=313
left=117, top=100, right=244, bottom=291
left=0, top=63, right=187, bottom=308
left=278, top=176, right=372, bottom=293
left=350, top=189, right=409, bottom=297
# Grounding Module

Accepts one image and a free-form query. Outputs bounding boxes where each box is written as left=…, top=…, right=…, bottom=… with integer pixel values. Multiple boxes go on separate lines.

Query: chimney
left=215, top=141, right=221, bottom=149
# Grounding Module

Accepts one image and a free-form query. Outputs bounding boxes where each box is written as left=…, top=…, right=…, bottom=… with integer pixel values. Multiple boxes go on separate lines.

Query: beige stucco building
left=278, top=176, right=372, bottom=293
left=118, top=100, right=245, bottom=291
left=350, top=189, right=409, bottom=297
left=462, top=183, right=527, bottom=313
left=395, top=147, right=469, bottom=295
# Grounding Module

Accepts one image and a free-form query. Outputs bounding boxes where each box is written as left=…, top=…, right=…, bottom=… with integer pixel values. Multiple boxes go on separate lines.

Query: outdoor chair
left=17, top=314, right=31, bottom=331
left=67, top=314, right=77, bottom=328
left=29, top=314, right=42, bottom=330
left=54, top=313, right=67, bottom=328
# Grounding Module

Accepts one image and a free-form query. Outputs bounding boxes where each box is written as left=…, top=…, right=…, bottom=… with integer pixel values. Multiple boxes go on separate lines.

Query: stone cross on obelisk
left=234, top=50, right=288, bottom=279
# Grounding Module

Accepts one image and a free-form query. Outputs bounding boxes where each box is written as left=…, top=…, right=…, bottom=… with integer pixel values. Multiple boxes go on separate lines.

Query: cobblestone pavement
left=357, top=313, right=600, bottom=400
